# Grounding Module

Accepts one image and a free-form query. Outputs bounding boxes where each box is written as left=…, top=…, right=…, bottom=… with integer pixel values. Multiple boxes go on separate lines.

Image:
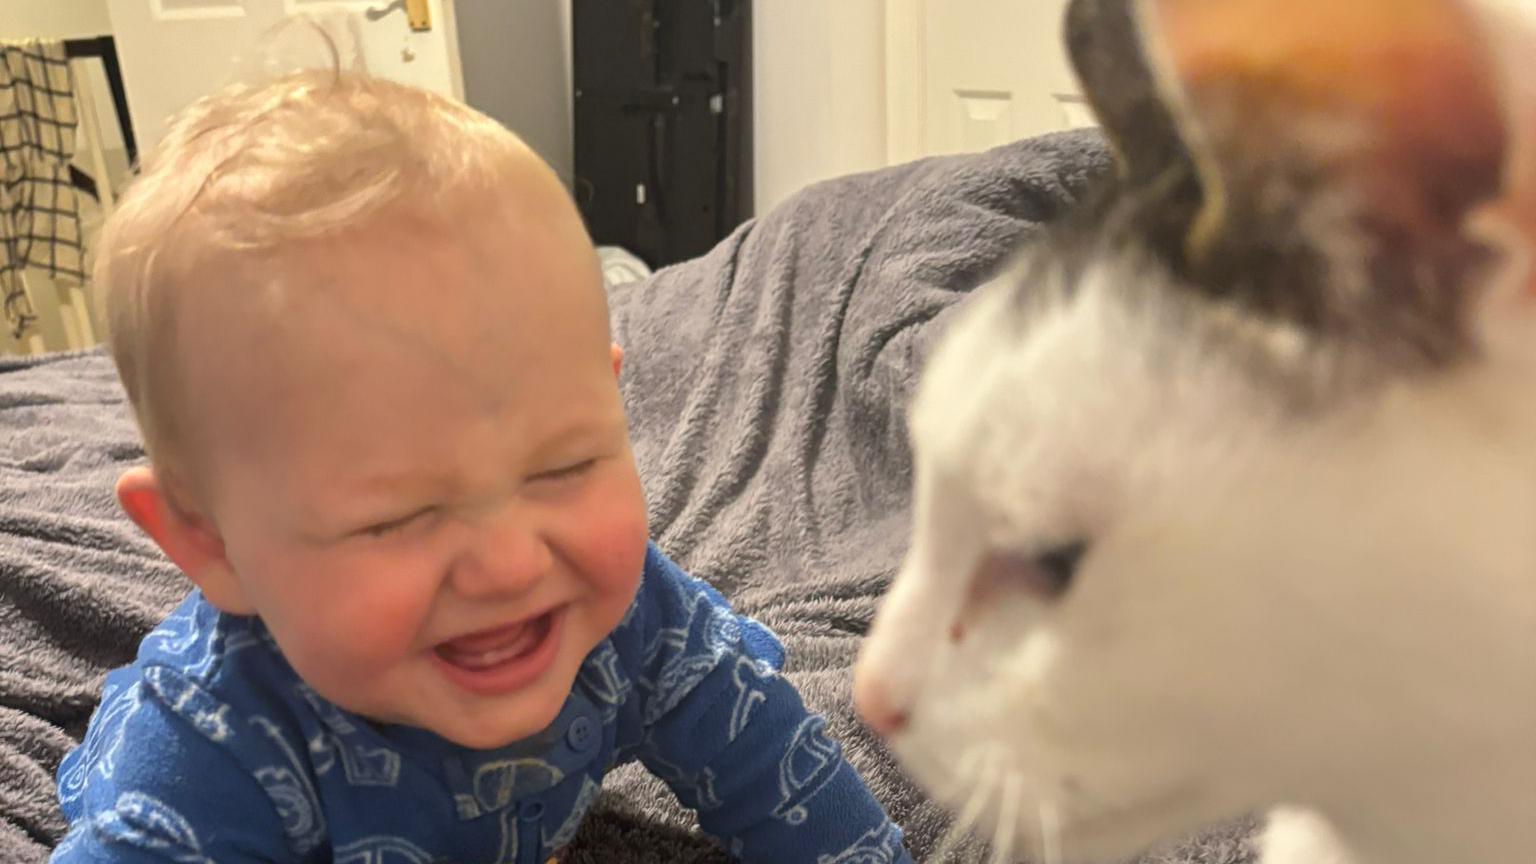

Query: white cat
left=853, top=1, right=1536, bottom=863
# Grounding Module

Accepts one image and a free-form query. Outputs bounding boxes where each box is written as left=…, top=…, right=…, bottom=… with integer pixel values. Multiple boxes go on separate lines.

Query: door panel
left=890, top=0, right=1092, bottom=160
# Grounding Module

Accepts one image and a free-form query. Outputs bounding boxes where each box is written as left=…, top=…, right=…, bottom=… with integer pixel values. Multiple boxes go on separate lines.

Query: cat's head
left=856, top=0, right=1536, bottom=859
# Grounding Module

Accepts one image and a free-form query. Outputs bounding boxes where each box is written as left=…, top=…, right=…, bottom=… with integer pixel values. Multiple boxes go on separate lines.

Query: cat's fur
left=854, top=1, right=1536, bottom=862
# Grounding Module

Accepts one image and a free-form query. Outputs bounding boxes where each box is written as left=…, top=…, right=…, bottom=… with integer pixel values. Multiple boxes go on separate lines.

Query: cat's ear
left=1135, top=0, right=1507, bottom=262
left=1064, top=0, right=1192, bottom=187
left=1467, top=4, right=1536, bottom=305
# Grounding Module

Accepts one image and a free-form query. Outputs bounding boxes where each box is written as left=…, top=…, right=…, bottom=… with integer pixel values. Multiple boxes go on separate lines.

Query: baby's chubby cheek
left=585, top=506, right=650, bottom=599
left=275, top=568, right=437, bottom=682
left=573, top=476, right=650, bottom=608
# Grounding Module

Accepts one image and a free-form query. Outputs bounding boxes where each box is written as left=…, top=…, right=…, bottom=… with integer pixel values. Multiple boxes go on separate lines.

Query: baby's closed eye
left=357, top=505, right=441, bottom=539
left=529, top=459, right=597, bottom=484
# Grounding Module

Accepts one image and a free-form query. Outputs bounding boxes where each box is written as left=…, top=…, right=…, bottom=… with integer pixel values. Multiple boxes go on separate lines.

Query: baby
left=53, top=70, right=909, bottom=864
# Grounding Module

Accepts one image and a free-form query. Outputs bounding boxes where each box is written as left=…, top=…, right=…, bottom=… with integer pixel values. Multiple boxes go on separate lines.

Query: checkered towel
left=0, top=40, right=82, bottom=340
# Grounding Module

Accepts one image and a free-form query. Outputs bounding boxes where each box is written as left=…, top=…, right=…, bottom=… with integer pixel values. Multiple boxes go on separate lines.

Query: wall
left=455, top=0, right=573, bottom=183
left=0, top=0, right=113, bottom=39
left=752, top=0, right=888, bottom=214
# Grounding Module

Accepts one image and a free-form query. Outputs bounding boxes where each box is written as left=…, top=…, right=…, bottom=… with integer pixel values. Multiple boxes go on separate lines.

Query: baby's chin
left=425, top=670, right=582, bottom=750
left=433, top=714, right=560, bottom=751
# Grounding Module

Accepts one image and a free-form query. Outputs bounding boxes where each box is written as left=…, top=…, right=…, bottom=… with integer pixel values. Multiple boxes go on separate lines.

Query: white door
left=886, top=0, right=1092, bottom=163
left=106, top=0, right=464, bottom=153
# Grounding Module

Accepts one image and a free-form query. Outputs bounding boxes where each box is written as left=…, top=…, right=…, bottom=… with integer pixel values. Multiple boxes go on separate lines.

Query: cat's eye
left=1031, top=540, right=1088, bottom=598
left=954, top=541, right=1090, bottom=641
left=998, top=540, right=1088, bottom=601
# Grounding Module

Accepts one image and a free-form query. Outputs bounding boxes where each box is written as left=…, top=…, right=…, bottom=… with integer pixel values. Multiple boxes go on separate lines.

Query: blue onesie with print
left=52, top=543, right=911, bottom=863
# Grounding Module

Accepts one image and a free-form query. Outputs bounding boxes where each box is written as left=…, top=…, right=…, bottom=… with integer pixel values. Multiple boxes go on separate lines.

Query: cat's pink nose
left=853, top=674, right=909, bottom=737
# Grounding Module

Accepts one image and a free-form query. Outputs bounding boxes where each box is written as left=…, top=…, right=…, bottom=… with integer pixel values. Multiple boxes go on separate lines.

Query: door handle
left=365, top=0, right=432, bottom=32
left=404, top=0, right=431, bottom=31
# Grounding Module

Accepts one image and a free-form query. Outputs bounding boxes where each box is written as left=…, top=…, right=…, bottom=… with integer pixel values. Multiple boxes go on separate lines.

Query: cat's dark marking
left=1029, top=0, right=1503, bottom=380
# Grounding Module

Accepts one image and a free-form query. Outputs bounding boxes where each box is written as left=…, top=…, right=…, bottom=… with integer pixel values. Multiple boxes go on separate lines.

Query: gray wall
left=454, top=0, right=573, bottom=184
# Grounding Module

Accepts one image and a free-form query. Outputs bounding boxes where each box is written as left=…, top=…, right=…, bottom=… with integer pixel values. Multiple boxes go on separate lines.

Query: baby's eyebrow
left=527, top=418, right=616, bottom=454
left=339, top=471, right=462, bottom=511
left=303, top=468, right=455, bottom=523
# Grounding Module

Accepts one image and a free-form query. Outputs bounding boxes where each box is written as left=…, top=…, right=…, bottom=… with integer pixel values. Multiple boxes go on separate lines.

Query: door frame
left=883, top=0, right=926, bottom=165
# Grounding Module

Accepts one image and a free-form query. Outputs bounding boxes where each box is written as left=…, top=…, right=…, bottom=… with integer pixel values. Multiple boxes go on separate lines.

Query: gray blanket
left=0, top=130, right=1256, bottom=863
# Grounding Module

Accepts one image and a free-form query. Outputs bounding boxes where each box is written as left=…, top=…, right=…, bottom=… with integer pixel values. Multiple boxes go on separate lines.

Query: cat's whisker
left=927, top=792, right=983, bottom=860
left=928, top=747, right=1003, bottom=863
left=926, top=810, right=969, bottom=861
left=932, top=743, right=984, bottom=804
left=1038, top=798, right=1063, bottom=864
left=988, top=771, right=1024, bottom=863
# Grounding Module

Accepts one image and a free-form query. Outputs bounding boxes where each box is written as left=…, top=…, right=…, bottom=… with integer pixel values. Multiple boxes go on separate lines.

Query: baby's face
left=182, top=187, right=647, bottom=748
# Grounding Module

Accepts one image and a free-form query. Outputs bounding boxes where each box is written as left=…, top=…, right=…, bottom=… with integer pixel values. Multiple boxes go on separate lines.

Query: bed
left=0, top=129, right=1257, bottom=863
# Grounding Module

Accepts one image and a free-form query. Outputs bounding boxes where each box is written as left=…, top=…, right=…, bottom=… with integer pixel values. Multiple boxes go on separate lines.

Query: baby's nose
left=852, top=663, right=910, bottom=737
left=453, top=509, right=553, bottom=597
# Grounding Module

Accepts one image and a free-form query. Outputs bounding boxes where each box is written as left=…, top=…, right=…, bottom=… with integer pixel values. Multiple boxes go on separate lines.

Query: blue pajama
left=53, top=543, right=910, bottom=863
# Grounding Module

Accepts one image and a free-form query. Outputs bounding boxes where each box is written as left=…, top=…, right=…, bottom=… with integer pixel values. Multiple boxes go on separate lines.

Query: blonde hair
left=99, top=67, right=534, bottom=490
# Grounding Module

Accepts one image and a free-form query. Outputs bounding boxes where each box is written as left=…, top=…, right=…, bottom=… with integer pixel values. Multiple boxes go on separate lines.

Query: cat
left=853, top=1, right=1536, bottom=863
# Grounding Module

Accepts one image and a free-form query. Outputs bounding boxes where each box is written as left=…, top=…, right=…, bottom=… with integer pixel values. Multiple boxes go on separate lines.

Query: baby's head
left=100, top=70, right=649, bottom=748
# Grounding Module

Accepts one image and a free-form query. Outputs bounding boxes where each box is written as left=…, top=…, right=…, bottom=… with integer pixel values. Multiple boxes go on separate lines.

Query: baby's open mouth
left=433, top=605, right=565, bottom=691
left=436, top=611, right=549, bottom=667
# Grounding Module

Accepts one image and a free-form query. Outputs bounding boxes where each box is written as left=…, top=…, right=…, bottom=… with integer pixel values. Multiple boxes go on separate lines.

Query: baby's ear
left=116, top=467, right=255, bottom=615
